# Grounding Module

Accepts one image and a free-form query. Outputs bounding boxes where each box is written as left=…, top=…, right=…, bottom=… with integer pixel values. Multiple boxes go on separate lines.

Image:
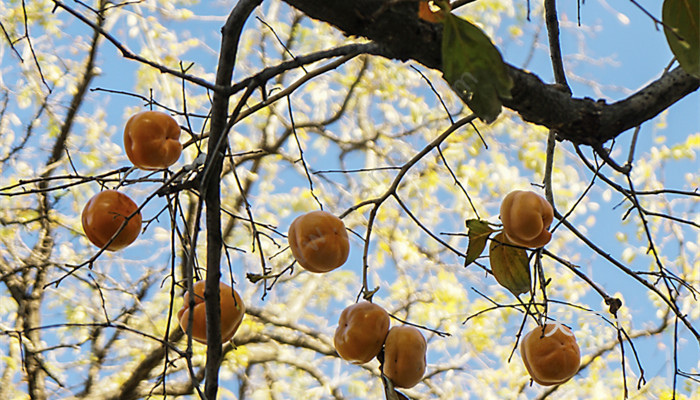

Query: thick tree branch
left=506, top=65, right=698, bottom=144
left=201, top=1, right=262, bottom=398
left=282, top=0, right=699, bottom=144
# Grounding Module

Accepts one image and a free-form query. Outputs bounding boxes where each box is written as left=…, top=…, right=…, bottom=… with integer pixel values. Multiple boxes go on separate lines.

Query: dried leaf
left=464, top=219, right=495, bottom=267
left=488, top=233, right=531, bottom=296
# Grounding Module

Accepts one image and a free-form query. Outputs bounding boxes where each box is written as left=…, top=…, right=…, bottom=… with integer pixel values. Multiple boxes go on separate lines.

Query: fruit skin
left=520, top=323, right=581, bottom=386
left=500, top=190, right=554, bottom=248
left=288, top=210, right=349, bottom=273
left=81, top=190, right=142, bottom=251
left=334, top=302, right=391, bottom=364
left=382, top=325, right=427, bottom=389
left=177, top=281, right=245, bottom=345
left=124, top=111, right=182, bottom=170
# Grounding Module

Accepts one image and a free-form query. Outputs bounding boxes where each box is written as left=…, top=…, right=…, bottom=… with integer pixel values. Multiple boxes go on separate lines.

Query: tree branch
left=281, top=0, right=699, bottom=144
left=201, top=1, right=262, bottom=398
left=111, top=329, right=184, bottom=400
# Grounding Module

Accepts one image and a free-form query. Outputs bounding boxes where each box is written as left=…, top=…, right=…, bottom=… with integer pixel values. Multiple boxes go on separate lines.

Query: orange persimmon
left=81, top=190, right=142, bottom=251
left=417, top=1, right=446, bottom=24
left=500, top=190, right=554, bottom=248
left=382, top=325, right=427, bottom=389
left=123, top=111, right=182, bottom=170
left=520, top=322, right=581, bottom=386
left=177, top=281, right=245, bottom=345
left=334, top=301, right=391, bottom=364
left=288, top=210, right=349, bottom=273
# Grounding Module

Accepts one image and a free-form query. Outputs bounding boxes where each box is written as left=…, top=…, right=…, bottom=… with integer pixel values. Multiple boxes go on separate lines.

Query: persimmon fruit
left=177, top=280, right=245, bottom=345
left=81, top=189, right=142, bottom=251
left=288, top=210, right=349, bottom=273
left=334, top=301, right=391, bottom=364
left=500, top=190, right=554, bottom=248
left=520, top=323, right=581, bottom=386
left=382, top=325, right=427, bottom=389
left=417, top=1, right=446, bottom=23
left=124, top=110, right=182, bottom=170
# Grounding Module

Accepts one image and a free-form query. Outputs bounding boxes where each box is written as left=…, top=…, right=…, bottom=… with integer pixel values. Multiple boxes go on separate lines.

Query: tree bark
left=202, top=1, right=263, bottom=398
left=282, top=0, right=699, bottom=145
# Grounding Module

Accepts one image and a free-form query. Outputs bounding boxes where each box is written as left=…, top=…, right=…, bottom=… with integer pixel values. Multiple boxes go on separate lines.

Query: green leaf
left=488, top=233, right=531, bottom=297
left=663, top=0, right=700, bottom=78
left=442, top=14, right=514, bottom=123
left=464, top=219, right=495, bottom=267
